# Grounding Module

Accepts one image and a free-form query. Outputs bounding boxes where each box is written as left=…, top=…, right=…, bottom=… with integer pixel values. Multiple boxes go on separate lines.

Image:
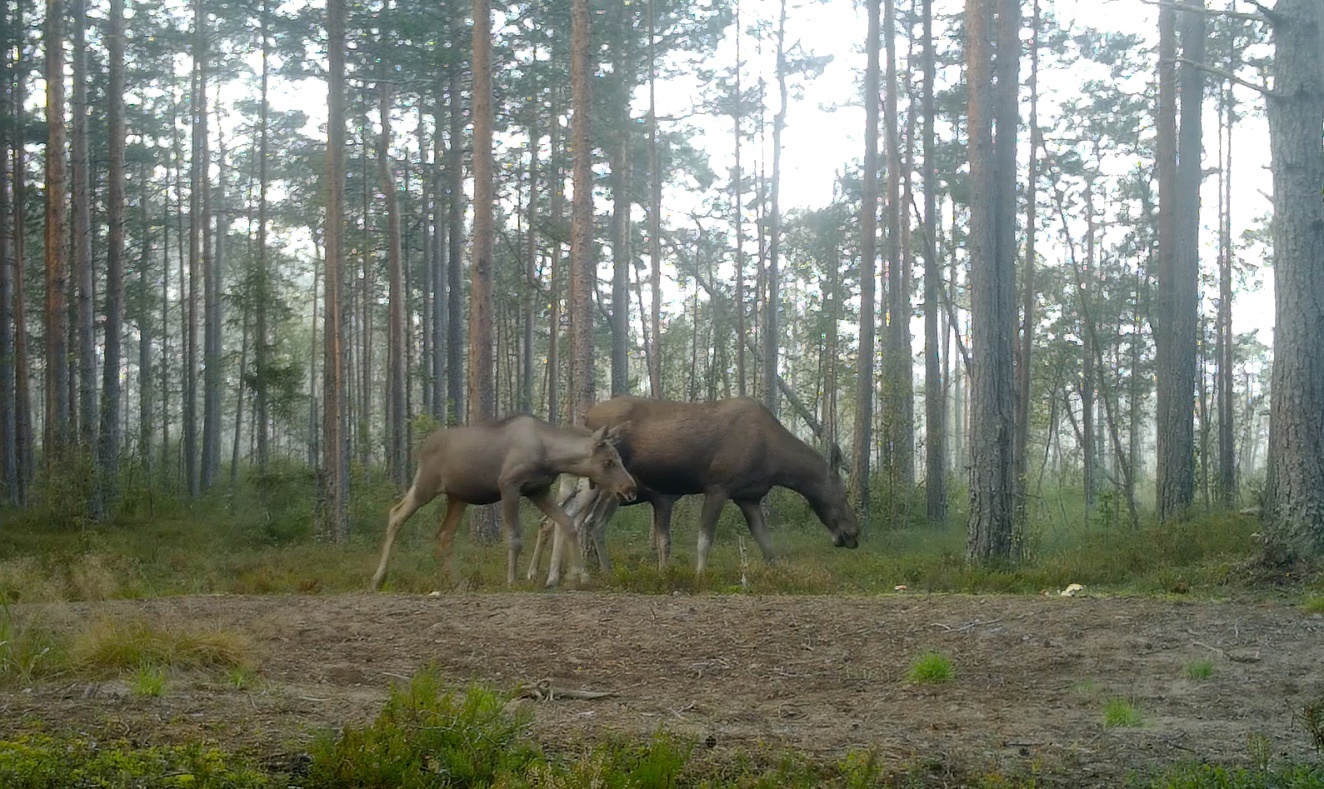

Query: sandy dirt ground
left=3, top=592, right=1322, bottom=785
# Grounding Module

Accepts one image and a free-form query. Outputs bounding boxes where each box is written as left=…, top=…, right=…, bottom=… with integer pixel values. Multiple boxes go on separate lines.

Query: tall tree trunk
left=1263, top=0, right=1324, bottom=557
left=852, top=0, right=880, bottom=526
left=609, top=8, right=632, bottom=397
left=72, top=0, right=95, bottom=453
left=469, top=0, right=499, bottom=544
left=548, top=86, right=564, bottom=421
left=44, top=0, right=72, bottom=473
left=1, top=6, right=17, bottom=504
left=470, top=0, right=495, bottom=427
left=1159, top=0, right=1202, bottom=524
left=732, top=0, right=746, bottom=397
left=523, top=108, right=538, bottom=414
left=922, top=0, right=946, bottom=525
left=255, top=0, right=271, bottom=474
left=763, top=0, right=788, bottom=416
left=11, top=9, right=32, bottom=503
left=136, top=162, right=153, bottom=478
left=321, top=0, right=350, bottom=542
left=1013, top=0, right=1039, bottom=529
left=446, top=42, right=466, bottom=425
left=965, top=0, right=1019, bottom=563
left=99, top=0, right=126, bottom=511
left=1216, top=11, right=1236, bottom=507
left=569, top=0, right=595, bottom=424
left=883, top=0, right=914, bottom=503
left=202, top=120, right=223, bottom=490
left=1082, top=183, right=1097, bottom=511
left=647, top=0, right=663, bottom=399
left=185, top=0, right=207, bottom=497
left=430, top=82, right=447, bottom=423
left=381, top=79, right=408, bottom=484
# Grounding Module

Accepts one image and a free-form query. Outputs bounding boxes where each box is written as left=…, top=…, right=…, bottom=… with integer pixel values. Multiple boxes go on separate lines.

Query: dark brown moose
left=532, top=396, right=859, bottom=577
left=371, top=415, right=636, bottom=590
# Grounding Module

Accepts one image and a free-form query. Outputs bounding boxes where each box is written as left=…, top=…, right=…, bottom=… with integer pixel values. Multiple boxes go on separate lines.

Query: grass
left=907, top=650, right=955, bottom=684
left=1184, top=659, right=1214, bottom=680
left=1302, top=596, right=1324, bottom=615
left=1103, top=697, right=1145, bottom=728
left=69, top=616, right=254, bottom=674
left=0, top=473, right=1289, bottom=602
left=132, top=663, right=166, bottom=697
left=0, top=605, right=64, bottom=686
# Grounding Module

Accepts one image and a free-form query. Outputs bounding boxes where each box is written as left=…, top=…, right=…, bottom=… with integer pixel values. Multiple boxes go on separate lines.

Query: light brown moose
left=371, top=415, right=636, bottom=590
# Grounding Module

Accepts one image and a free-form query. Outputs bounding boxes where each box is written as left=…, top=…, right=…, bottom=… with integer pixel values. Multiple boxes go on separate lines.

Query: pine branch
left=1177, top=57, right=1274, bottom=97
left=1140, top=0, right=1270, bottom=23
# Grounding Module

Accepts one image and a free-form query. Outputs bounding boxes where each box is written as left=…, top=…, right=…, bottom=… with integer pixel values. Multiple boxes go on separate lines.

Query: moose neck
left=543, top=425, right=597, bottom=476
left=774, top=437, right=833, bottom=503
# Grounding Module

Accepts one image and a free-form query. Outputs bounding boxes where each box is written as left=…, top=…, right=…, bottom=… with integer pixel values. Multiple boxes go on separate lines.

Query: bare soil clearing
left=3, top=592, right=1322, bottom=784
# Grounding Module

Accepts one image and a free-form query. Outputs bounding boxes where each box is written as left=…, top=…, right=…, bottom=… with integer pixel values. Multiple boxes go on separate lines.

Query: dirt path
left=3, top=592, right=1321, bottom=784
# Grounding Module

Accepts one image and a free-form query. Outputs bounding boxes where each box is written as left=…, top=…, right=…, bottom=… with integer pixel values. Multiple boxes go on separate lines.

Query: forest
left=3, top=0, right=1324, bottom=783
left=2, top=0, right=1322, bottom=561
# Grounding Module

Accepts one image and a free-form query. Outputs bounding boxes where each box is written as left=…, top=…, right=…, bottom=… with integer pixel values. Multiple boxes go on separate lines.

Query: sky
left=260, top=0, right=1277, bottom=346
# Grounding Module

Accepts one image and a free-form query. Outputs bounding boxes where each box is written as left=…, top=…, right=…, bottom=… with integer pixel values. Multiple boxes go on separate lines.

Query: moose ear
left=827, top=444, right=845, bottom=474
left=605, top=422, right=629, bottom=445
left=591, top=425, right=609, bottom=445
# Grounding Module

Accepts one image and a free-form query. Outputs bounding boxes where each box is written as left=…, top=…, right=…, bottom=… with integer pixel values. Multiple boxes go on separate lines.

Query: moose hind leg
left=651, top=496, right=677, bottom=570
left=434, top=496, right=470, bottom=586
left=372, top=483, right=433, bottom=590
left=531, top=489, right=585, bottom=587
left=695, top=492, right=730, bottom=575
left=586, top=490, right=620, bottom=573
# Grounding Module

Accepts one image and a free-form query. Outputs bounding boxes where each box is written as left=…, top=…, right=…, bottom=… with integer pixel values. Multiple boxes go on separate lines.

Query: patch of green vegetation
left=132, top=662, right=166, bottom=697
left=1103, top=697, right=1145, bottom=728
left=0, top=605, right=65, bottom=686
left=0, top=474, right=1291, bottom=599
left=0, top=732, right=270, bottom=788
left=1185, top=660, right=1214, bottom=680
left=306, top=668, right=537, bottom=787
left=907, top=650, right=955, bottom=684
left=70, top=616, right=254, bottom=674
left=1302, top=596, right=1324, bottom=615
left=1148, top=763, right=1324, bottom=789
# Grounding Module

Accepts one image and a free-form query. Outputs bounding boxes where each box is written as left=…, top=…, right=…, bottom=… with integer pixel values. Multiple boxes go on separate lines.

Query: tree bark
left=446, top=41, right=466, bottom=425
left=569, top=0, right=595, bottom=424
left=44, top=0, right=72, bottom=472
left=99, top=0, right=127, bottom=511
left=320, top=0, right=350, bottom=542
left=647, top=0, right=663, bottom=399
left=965, top=0, right=1019, bottom=564
left=470, top=0, right=496, bottom=427
left=883, top=0, right=914, bottom=502
left=1216, top=16, right=1236, bottom=508
left=763, top=0, right=788, bottom=416
left=1, top=4, right=17, bottom=504
left=255, top=0, right=272, bottom=474
left=72, top=0, right=95, bottom=453
left=381, top=79, right=408, bottom=484
left=610, top=6, right=632, bottom=397
left=852, top=0, right=881, bottom=527
left=1263, top=0, right=1324, bottom=557
left=922, top=0, right=946, bottom=525
left=1013, top=0, right=1040, bottom=529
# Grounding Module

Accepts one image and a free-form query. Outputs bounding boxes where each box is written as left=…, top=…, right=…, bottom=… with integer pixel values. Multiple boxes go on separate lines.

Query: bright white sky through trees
left=266, top=0, right=1275, bottom=342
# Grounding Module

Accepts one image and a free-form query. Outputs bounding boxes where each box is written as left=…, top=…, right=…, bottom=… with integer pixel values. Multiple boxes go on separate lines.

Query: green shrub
left=0, top=605, right=65, bottom=685
left=307, top=668, right=537, bottom=787
left=1103, top=697, right=1144, bottom=728
left=907, top=651, right=955, bottom=684
left=1185, top=660, right=1214, bottom=680
left=0, top=733, right=270, bottom=788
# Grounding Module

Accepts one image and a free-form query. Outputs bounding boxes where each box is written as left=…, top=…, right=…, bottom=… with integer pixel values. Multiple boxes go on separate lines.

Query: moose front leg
left=737, top=499, right=777, bottom=562
left=499, top=487, right=526, bottom=585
